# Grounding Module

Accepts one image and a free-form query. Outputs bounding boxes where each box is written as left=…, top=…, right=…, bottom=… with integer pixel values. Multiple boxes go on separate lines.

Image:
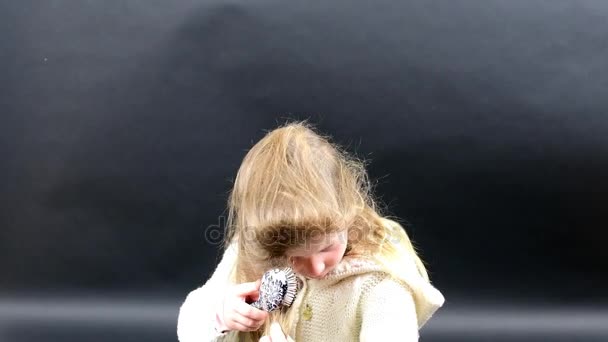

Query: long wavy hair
left=221, top=121, right=429, bottom=341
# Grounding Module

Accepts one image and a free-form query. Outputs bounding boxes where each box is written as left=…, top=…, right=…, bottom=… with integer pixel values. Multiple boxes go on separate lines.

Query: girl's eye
left=321, top=245, right=334, bottom=252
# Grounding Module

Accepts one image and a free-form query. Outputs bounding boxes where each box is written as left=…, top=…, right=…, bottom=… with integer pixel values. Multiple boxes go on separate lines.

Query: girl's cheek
left=328, top=255, right=340, bottom=268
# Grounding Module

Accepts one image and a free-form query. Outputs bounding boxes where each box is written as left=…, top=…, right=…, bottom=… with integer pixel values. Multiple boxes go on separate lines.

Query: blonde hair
left=221, top=120, right=429, bottom=341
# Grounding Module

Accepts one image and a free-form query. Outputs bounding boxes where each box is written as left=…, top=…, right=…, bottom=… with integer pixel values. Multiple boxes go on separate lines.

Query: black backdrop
left=2, top=0, right=607, bottom=341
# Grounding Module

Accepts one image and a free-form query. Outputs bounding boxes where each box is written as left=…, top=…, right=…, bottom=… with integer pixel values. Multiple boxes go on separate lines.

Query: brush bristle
left=281, top=267, right=299, bottom=307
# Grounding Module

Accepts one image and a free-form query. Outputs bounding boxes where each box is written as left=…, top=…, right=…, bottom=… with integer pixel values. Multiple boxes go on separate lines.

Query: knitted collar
left=301, top=255, right=385, bottom=285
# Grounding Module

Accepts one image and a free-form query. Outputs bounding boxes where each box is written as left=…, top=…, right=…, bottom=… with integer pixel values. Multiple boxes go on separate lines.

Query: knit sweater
left=177, top=231, right=444, bottom=341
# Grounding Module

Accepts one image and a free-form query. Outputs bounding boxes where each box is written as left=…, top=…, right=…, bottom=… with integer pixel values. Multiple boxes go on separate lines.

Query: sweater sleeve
left=177, top=242, right=238, bottom=342
left=359, top=277, right=419, bottom=342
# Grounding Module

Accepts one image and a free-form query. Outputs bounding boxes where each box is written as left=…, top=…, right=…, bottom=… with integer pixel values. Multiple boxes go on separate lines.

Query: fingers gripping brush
left=249, top=267, right=301, bottom=312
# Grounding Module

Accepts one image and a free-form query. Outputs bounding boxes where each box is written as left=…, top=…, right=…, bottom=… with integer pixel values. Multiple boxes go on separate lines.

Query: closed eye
left=321, top=244, right=335, bottom=252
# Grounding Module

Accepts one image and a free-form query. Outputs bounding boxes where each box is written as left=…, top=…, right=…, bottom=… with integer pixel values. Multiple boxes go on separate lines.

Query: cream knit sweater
left=177, top=230, right=444, bottom=341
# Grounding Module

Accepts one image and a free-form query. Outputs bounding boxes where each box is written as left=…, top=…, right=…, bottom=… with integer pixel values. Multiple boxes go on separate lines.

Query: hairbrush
left=249, top=267, right=301, bottom=312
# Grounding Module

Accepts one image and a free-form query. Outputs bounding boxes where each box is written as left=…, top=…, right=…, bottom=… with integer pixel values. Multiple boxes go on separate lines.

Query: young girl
left=177, top=121, right=444, bottom=341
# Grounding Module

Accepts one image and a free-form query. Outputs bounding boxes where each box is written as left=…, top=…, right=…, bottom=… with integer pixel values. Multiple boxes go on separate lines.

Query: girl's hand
left=259, top=322, right=295, bottom=342
left=217, top=279, right=269, bottom=332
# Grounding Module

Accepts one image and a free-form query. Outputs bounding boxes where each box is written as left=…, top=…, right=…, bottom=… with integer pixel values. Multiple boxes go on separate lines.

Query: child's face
left=285, top=230, right=348, bottom=279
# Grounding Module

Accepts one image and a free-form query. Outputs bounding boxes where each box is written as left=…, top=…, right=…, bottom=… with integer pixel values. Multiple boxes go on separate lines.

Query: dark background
left=1, top=0, right=607, bottom=341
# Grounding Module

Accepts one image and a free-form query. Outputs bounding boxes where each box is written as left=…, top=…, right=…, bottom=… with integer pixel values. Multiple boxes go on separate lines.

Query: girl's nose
left=308, top=257, right=325, bottom=277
